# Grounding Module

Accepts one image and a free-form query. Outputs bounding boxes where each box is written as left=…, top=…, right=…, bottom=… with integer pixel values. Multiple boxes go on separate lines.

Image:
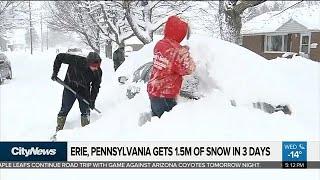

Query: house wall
left=242, top=35, right=264, bottom=56
left=291, top=33, right=300, bottom=53
left=243, top=35, right=283, bottom=60
left=310, top=32, right=320, bottom=62
left=242, top=33, right=320, bottom=61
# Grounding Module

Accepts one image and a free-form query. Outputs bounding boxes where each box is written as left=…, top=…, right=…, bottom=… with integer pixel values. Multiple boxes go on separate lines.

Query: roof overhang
left=241, top=19, right=320, bottom=36
left=242, top=31, right=311, bottom=36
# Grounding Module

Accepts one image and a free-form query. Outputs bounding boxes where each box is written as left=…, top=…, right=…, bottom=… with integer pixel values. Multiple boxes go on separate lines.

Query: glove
left=177, top=46, right=191, bottom=62
left=187, top=57, right=196, bottom=74
left=89, top=100, right=95, bottom=109
left=51, top=72, right=58, bottom=81
left=179, top=46, right=190, bottom=55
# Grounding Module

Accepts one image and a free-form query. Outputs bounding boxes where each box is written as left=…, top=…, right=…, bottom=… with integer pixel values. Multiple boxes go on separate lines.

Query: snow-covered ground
left=0, top=36, right=319, bottom=179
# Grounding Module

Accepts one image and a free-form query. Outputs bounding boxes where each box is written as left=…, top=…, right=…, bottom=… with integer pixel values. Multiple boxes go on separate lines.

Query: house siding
left=291, top=33, right=300, bottom=53
left=242, top=35, right=264, bottom=56
left=310, top=32, right=320, bottom=62
left=242, top=33, right=320, bottom=61
left=243, top=35, right=286, bottom=60
left=276, top=19, right=308, bottom=33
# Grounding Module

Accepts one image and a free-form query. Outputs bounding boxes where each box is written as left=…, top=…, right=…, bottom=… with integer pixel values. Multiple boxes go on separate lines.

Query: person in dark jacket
left=112, top=46, right=125, bottom=71
left=51, top=52, right=102, bottom=132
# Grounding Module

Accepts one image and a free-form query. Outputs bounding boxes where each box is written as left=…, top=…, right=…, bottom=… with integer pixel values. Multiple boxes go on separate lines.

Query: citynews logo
left=11, top=147, right=57, bottom=157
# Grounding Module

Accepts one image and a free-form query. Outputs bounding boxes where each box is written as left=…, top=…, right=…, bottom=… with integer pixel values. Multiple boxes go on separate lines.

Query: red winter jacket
left=147, top=16, right=196, bottom=99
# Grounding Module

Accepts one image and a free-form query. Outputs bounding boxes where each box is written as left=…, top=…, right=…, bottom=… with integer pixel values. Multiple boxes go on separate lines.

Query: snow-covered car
left=117, top=36, right=298, bottom=115
left=66, top=48, right=83, bottom=55
left=119, top=61, right=202, bottom=100
left=0, top=53, right=12, bottom=85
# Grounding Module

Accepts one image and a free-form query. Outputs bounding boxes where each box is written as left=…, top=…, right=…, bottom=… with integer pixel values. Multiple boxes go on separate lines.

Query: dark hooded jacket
left=53, top=53, right=102, bottom=101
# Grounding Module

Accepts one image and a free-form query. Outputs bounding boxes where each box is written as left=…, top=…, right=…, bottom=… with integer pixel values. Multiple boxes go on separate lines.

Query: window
left=265, top=35, right=288, bottom=52
left=300, top=35, right=310, bottom=54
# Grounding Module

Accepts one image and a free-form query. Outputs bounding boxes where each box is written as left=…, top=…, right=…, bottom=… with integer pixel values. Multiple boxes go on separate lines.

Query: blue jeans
left=58, top=88, right=90, bottom=117
left=150, top=97, right=177, bottom=118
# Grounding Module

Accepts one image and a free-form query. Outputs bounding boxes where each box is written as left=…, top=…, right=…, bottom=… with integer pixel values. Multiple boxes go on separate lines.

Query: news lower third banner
left=0, top=141, right=319, bottom=169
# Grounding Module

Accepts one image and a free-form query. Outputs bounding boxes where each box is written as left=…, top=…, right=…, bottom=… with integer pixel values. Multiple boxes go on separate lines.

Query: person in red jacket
left=146, top=15, right=196, bottom=120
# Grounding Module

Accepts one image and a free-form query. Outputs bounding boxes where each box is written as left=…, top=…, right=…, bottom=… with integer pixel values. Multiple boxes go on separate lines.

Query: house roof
left=241, top=6, right=320, bottom=35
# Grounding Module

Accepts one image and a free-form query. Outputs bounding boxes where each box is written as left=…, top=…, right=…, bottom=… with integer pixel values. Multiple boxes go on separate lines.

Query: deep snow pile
left=1, top=36, right=319, bottom=142
left=1, top=37, right=319, bottom=179
left=189, top=36, right=320, bottom=136
left=57, top=36, right=319, bottom=141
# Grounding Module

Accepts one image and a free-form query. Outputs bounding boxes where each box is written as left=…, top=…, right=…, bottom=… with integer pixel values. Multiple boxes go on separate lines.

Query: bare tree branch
left=270, top=0, right=304, bottom=18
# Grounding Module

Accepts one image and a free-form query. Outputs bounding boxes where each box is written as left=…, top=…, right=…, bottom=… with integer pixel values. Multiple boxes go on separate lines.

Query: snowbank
left=1, top=36, right=318, bottom=142
left=1, top=36, right=319, bottom=180
left=189, top=36, right=320, bottom=136
left=55, top=36, right=320, bottom=141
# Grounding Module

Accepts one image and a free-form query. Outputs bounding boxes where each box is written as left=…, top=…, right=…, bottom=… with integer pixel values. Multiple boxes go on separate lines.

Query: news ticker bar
left=0, top=161, right=319, bottom=169
left=0, top=141, right=319, bottom=169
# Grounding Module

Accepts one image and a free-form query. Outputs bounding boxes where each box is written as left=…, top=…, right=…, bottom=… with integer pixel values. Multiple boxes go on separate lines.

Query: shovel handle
left=55, top=77, right=102, bottom=114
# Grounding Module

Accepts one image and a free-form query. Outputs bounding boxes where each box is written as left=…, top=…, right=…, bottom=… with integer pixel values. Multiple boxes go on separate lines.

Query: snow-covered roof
left=241, top=6, right=320, bottom=35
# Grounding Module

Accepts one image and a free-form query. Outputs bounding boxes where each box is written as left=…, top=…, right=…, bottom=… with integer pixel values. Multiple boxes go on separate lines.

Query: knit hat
left=87, top=52, right=101, bottom=64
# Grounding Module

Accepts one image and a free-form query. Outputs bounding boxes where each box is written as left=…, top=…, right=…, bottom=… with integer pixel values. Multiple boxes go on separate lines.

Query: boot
left=138, top=111, right=152, bottom=127
left=261, top=102, right=275, bottom=114
left=81, top=115, right=90, bottom=127
left=56, top=116, right=66, bottom=132
left=281, top=105, right=292, bottom=115
left=275, top=105, right=292, bottom=115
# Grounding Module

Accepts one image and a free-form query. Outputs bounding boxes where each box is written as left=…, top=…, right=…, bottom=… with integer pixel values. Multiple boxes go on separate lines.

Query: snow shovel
left=54, top=77, right=102, bottom=114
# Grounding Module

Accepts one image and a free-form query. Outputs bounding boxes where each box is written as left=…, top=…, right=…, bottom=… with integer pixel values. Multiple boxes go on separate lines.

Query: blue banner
left=282, top=141, right=307, bottom=162
left=0, top=142, right=67, bottom=161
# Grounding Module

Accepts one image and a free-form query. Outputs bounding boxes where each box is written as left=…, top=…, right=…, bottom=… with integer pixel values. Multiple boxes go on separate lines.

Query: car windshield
left=132, top=62, right=153, bottom=83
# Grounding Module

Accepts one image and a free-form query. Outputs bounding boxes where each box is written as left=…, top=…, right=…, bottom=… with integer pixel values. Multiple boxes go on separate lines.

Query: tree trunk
left=218, top=0, right=226, bottom=40
left=222, top=0, right=266, bottom=45
left=28, top=1, right=33, bottom=55
left=142, top=2, right=153, bottom=41
left=105, top=39, right=112, bottom=59
left=225, top=10, right=242, bottom=45
left=95, top=28, right=100, bottom=54
left=40, top=13, right=43, bottom=52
